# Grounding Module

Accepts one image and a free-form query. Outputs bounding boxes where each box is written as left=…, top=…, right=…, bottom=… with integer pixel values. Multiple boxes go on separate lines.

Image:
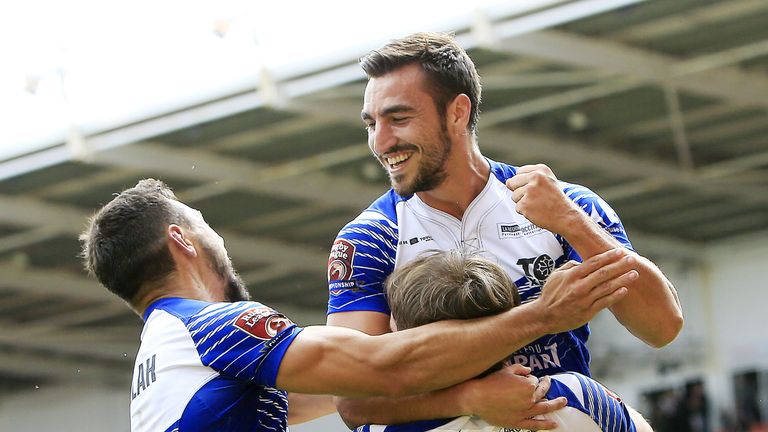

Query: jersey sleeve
left=549, top=373, right=637, bottom=432
left=559, top=182, right=634, bottom=262
left=327, top=210, right=398, bottom=315
left=185, top=301, right=303, bottom=387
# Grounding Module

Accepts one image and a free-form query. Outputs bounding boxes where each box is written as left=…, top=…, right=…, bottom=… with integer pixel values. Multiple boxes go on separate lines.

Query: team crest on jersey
left=234, top=306, right=293, bottom=340
left=328, top=239, right=355, bottom=281
left=517, top=254, right=555, bottom=285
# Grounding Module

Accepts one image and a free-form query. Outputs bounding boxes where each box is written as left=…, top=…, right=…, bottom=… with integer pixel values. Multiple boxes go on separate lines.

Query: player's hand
left=459, top=364, right=566, bottom=430
left=505, top=164, right=585, bottom=235
left=534, top=248, right=638, bottom=334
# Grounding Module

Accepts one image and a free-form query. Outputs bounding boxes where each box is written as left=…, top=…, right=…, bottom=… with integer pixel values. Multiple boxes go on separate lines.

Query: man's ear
left=168, top=224, right=198, bottom=257
left=447, top=93, right=471, bottom=134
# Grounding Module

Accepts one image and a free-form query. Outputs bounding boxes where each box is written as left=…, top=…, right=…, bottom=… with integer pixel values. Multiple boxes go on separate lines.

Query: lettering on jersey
left=328, top=239, right=355, bottom=281
left=130, top=354, right=157, bottom=400
left=497, top=222, right=545, bottom=239
left=606, top=226, right=625, bottom=234
left=513, top=343, right=561, bottom=372
left=235, top=306, right=294, bottom=340
left=398, top=235, right=434, bottom=246
left=517, top=254, right=555, bottom=285
left=328, top=280, right=363, bottom=296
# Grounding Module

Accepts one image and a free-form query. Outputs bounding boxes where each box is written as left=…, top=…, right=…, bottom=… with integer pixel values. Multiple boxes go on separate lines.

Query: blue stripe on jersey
left=147, top=298, right=300, bottom=432
left=572, top=373, right=637, bottom=432
left=327, top=192, right=402, bottom=315
left=488, top=158, right=518, bottom=182
left=143, top=297, right=210, bottom=322
left=185, top=302, right=302, bottom=387
left=559, top=182, right=634, bottom=262
left=178, top=376, right=289, bottom=431
left=157, top=299, right=300, bottom=386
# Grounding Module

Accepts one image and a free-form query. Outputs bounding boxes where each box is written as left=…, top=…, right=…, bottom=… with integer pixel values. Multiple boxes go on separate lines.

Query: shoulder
left=337, top=189, right=406, bottom=240
left=183, top=301, right=294, bottom=337
left=560, top=181, right=624, bottom=226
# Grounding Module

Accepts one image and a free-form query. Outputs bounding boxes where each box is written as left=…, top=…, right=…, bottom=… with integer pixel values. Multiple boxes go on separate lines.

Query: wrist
left=452, top=379, right=478, bottom=416
left=557, top=206, right=591, bottom=238
left=515, top=301, right=555, bottom=336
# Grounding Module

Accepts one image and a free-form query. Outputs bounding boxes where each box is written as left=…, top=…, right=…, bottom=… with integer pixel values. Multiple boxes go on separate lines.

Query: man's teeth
left=386, top=154, right=411, bottom=166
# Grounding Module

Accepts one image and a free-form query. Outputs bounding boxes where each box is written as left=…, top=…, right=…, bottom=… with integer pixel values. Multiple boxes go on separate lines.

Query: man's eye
left=392, top=117, right=408, bottom=123
left=364, top=123, right=375, bottom=131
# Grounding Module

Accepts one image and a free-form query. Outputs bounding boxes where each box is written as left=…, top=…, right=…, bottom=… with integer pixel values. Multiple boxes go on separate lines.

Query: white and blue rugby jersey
left=130, top=297, right=302, bottom=432
left=355, top=372, right=638, bottom=432
left=327, top=159, right=632, bottom=377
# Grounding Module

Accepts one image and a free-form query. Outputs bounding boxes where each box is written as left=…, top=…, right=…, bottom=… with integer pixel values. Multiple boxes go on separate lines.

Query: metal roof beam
left=0, top=194, right=329, bottom=272
left=493, top=29, right=768, bottom=108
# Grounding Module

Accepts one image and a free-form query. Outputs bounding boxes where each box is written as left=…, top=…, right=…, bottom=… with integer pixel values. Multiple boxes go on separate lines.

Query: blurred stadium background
left=1, top=0, right=767, bottom=430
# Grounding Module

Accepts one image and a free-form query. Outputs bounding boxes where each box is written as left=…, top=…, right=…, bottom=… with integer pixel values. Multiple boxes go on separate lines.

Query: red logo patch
left=328, top=239, right=355, bottom=281
left=234, top=306, right=293, bottom=340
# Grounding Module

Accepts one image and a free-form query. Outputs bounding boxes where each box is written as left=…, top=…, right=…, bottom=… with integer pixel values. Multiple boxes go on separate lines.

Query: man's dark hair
left=360, top=32, right=482, bottom=134
left=79, top=179, right=189, bottom=303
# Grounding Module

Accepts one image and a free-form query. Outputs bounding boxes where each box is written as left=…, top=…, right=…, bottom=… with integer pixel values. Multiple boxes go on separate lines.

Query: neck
left=133, top=266, right=224, bottom=316
left=416, top=140, right=489, bottom=220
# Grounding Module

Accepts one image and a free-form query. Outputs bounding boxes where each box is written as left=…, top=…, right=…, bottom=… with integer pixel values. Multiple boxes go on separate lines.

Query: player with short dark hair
left=80, top=179, right=637, bottom=432
left=328, top=31, right=682, bottom=429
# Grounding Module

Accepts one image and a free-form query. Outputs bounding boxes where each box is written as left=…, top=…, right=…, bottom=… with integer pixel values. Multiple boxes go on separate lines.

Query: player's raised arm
left=276, top=248, right=637, bottom=397
left=507, top=163, right=683, bottom=347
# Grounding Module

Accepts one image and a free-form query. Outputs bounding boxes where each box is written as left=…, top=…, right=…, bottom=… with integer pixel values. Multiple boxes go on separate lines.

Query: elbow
left=335, top=398, right=365, bottom=430
left=647, top=310, right=684, bottom=348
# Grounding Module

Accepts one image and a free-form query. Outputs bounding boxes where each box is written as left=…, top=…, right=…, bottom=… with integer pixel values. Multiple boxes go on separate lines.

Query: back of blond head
left=386, top=250, right=520, bottom=330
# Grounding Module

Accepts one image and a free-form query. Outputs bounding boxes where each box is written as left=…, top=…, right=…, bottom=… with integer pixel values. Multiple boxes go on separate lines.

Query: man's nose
left=370, top=123, right=397, bottom=157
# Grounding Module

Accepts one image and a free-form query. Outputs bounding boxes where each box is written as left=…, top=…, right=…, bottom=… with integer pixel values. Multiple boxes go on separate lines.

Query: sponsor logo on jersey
left=512, top=342, right=562, bottom=372
left=497, top=222, right=545, bottom=239
left=235, top=306, right=293, bottom=340
left=398, top=235, right=434, bottom=246
left=328, top=239, right=356, bottom=281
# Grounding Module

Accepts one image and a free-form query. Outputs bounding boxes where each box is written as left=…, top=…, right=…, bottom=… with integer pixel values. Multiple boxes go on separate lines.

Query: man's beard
left=202, top=242, right=250, bottom=302
left=224, top=273, right=250, bottom=302
left=390, top=122, right=452, bottom=196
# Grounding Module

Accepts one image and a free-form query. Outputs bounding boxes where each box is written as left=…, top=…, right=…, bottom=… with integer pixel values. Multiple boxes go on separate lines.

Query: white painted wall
left=4, top=232, right=767, bottom=431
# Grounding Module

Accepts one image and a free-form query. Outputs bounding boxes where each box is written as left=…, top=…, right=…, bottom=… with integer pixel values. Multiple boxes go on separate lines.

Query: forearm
left=279, top=249, right=634, bottom=396
left=382, top=302, right=548, bottom=394
left=361, top=302, right=546, bottom=396
left=336, top=386, right=468, bottom=429
left=608, top=255, right=683, bottom=347
left=277, top=307, right=546, bottom=397
left=560, top=212, right=683, bottom=347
